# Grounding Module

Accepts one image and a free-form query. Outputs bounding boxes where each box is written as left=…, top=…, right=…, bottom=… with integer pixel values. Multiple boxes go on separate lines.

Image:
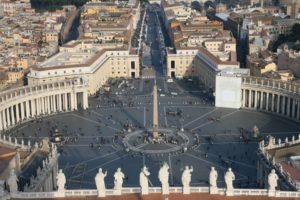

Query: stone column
left=20, top=102, right=25, bottom=120
left=6, top=108, right=11, bottom=127
left=47, top=96, right=50, bottom=114
left=58, top=94, right=62, bottom=111
left=292, top=98, right=296, bottom=118
left=249, top=90, right=252, bottom=108
left=49, top=96, right=53, bottom=113
left=287, top=97, right=291, bottom=117
left=70, top=93, right=75, bottom=110
left=53, top=95, right=57, bottom=112
left=266, top=93, right=269, bottom=111
left=63, top=94, right=68, bottom=111
left=282, top=96, right=286, bottom=115
left=36, top=98, right=41, bottom=116
left=254, top=90, right=258, bottom=108
left=26, top=100, right=30, bottom=118
left=276, top=95, right=280, bottom=114
left=32, top=99, right=36, bottom=117
left=83, top=92, right=88, bottom=110
left=242, top=89, right=246, bottom=107
left=15, top=103, right=19, bottom=123
left=271, top=94, right=275, bottom=112
left=41, top=97, right=44, bottom=114
left=2, top=110, right=7, bottom=130
left=10, top=106, right=15, bottom=126
left=260, top=92, right=263, bottom=110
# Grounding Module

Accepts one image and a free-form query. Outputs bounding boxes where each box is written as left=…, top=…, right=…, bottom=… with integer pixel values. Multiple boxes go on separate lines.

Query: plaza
left=7, top=78, right=300, bottom=190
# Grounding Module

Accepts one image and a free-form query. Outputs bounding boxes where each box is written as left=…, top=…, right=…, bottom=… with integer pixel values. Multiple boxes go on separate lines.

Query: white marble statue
left=140, top=166, right=150, bottom=195
left=56, top=169, right=66, bottom=191
left=158, top=162, right=169, bottom=195
left=114, top=168, right=125, bottom=194
left=7, top=169, right=18, bottom=193
left=182, top=165, right=193, bottom=194
left=268, top=169, right=278, bottom=191
left=209, top=166, right=218, bottom=187
left=224, top=168, right=235, bottom=196
left=95, top=168, right=107, bottom=197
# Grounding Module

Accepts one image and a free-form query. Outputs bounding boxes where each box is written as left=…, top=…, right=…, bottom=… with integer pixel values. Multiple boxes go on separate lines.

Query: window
left=131, top=61, right=135, bottom=69
left=171, top=60, right=175, bottom=69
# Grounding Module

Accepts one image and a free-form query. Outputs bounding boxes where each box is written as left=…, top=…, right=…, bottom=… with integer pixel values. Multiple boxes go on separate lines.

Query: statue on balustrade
left=140, top=166, right=150, bottom=195
left=56, top=169, right=66, bottom=191
left=209, top=166, right=218, bottom=188
left=95, top=168, right=107, bottom=197
left=114, top=168, right=125, bottom=191
left=224, top=168, right=235, bottom=191
left=182, top=165, right=193, bottom=187
left=7, top=169, right=18, bottom=193
left=158, top=162, right=169, bottom=195
left=268, top=169, right=278, bottom=191
left=182, top=165, right=193, bottom=194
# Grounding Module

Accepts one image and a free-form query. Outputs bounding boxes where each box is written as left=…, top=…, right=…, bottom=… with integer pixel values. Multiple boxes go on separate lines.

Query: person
left=114, top=168, right=125, bottom=190
left=181, top=166, right=193, bottom=187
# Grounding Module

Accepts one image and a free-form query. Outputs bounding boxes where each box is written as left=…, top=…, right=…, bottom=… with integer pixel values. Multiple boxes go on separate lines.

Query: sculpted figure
left=209, top=166, right=218, bottom=188
left=158, top=162, right=169, bottom=194
left=268, top=169, right=278, bottom=191
left=224, top=168, right=235, bottom=190
left=181, top=166, right=193, bottom=187
left=56, top=169, right=66, bottom=191
left=140, top=166, right=150, bottom=195
left=95, top=168, right=107, bottom=197
left=114, top=168, right=125, bottom=191
left=7, top=169, right=18, bottom=193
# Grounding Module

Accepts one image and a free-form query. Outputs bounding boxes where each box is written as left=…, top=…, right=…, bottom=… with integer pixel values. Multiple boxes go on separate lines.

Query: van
left=167, top=79, right=173, bottom=83
left=171, top=92, right=178, bottom=96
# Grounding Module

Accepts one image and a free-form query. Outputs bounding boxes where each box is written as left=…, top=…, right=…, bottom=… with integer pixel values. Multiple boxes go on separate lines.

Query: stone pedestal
left=210, top=186, right=218, bottom=194
left=162, top=186, right=169, bottom=195
left=114, top=188, right=122, bottom=195
left=183, top=186, right=190, bottom=194
left=98, top=190, right=106, bottom=197
left=268, top=190, right=276, bottom=197
left=55, top=190, right=65, bottom=198
left=141, top=187, right=149, bottom=195
left=226, top=189, right=234, bottom=196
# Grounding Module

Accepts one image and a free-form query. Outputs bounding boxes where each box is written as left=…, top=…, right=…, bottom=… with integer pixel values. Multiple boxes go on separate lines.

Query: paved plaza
left=6, top=78, right=300, bottom=190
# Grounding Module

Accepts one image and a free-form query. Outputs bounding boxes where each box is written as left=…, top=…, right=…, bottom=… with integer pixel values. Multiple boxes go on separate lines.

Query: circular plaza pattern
left=5, top=78, right=300, bottom=190
left=120, top=128, right=198, bottom=155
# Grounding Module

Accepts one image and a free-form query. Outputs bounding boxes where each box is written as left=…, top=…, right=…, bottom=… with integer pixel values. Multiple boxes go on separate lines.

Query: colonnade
left=241, top=77, right=300, bottom=121
left=0, top=80, right=89, bottom=131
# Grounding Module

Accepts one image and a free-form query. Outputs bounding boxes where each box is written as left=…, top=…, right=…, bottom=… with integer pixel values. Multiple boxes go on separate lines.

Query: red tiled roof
left=280, top=161, right=300, bottom=181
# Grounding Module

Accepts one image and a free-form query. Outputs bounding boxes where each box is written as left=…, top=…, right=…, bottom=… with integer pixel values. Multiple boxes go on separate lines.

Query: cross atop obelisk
left=152, top=80, right=159, bottom=139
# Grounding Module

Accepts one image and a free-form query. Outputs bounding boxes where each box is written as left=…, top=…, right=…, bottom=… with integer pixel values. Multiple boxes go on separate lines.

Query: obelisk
left=152, top=81, right=159, bottom=139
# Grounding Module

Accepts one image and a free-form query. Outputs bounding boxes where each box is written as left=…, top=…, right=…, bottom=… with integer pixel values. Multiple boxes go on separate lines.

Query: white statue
left=140, top=166, right=150, bottom=195
left=56, top=169, right=66, bottom=191
left=158, top=162, right=169, bottom=195
left=224, top=168, right=235, bottom=195
left=114, top=168, right=125, bottom=193
left=95, top=168, right=107, bottom=197
left=209, top=166, right=218, bottom=188
left=182, top=165, right=193, bottom=194
left=7, top=169, right=18, bottom=193
left=268, top=169, right=278, bottom=191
